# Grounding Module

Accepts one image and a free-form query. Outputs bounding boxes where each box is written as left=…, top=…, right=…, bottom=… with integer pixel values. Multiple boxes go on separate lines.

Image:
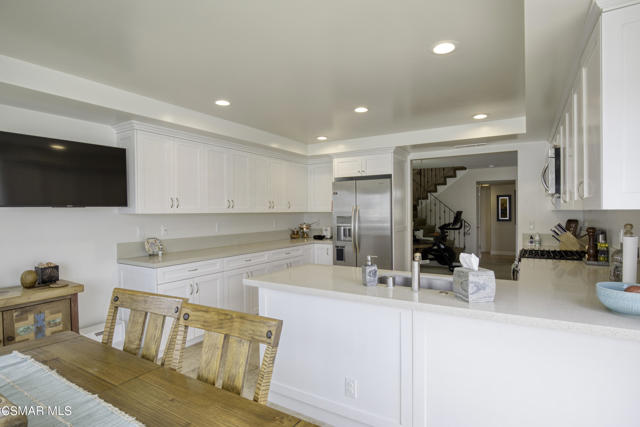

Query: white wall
left=436, top=167, right=517, bottom=254
left=0, top=104, right=305, bottom=327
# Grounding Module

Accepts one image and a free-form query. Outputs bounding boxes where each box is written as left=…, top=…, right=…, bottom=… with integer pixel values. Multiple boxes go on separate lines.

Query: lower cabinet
left=223, top=265, right=268, bottom=315
left=313, top=244, right=333, bottom=265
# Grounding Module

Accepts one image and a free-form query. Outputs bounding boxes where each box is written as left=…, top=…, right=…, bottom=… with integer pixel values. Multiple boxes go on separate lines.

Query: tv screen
left=0, top=131, right=127, bottom=207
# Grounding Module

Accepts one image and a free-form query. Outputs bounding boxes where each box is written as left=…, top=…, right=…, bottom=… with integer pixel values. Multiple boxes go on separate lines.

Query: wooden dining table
left=0, top=331, right=312, bottom=426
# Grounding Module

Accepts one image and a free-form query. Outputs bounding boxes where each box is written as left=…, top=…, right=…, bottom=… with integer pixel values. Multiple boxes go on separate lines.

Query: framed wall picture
left=497, top=195, right=511, bottom=221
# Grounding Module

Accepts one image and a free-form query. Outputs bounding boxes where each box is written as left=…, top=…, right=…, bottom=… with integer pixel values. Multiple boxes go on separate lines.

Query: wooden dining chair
left=102, top=288, right=187, bottom=365
left=169, top=303, right=283, bottom=405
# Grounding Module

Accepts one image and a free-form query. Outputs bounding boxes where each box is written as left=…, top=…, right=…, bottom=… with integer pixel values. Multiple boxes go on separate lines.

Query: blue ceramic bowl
left=596, top=282, right=640, bottom=315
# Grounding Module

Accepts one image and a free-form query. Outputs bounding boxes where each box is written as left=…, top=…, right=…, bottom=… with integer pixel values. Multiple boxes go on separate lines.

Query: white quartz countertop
left=117, top=238, right=332, bottom=268
left=245, top=260, right=640, bottom=341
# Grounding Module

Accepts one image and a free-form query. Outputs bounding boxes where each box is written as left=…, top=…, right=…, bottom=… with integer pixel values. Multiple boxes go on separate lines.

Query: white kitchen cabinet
left=270, top=160, right=287, bottom=211
left=333, top=154, right=392, bottom=178
left=553, top=5, right=640, bottom=210
left=308, top=163, right=333, bottom=212
left=313, top=244, right=333, bottom=265
left=227, top=151, right=253, bottom=211
left=253, top=156, right=287, bottom=212
left=285, top=162, right=308, bottom=211
left=194, top=273, right=223, bottom=310
left=157, top=278, right=199, bottom=341
left=205, top=146, right=229, bottom=211
left=119, top=130, right=204, bottom=213
left=223, top=264, right=268, bottom=314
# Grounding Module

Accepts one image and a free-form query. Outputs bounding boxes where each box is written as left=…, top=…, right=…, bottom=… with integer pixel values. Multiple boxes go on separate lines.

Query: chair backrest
left=102, top=288, right=187, bottom=365
left=169, top=302, right=283, bottom=405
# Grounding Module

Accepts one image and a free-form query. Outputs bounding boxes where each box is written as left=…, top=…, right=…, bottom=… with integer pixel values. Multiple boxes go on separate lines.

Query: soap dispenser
left=362, top=255, right=378, bottom=287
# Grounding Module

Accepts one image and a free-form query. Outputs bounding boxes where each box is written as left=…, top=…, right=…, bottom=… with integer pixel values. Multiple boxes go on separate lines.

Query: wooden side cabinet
left=0, top=281, right=83, bottom=346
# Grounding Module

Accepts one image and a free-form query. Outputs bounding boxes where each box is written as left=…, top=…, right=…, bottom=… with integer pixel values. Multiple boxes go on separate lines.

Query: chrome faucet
left=411, top=252, right=422, bottom=292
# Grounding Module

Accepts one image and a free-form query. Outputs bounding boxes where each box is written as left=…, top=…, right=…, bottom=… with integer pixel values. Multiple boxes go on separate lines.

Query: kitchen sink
left=378, top=275, right=453, bottom=291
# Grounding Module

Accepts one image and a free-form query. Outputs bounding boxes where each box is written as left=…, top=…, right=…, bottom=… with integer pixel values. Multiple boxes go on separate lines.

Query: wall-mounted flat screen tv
left=0, top=130, right=127, bottom=207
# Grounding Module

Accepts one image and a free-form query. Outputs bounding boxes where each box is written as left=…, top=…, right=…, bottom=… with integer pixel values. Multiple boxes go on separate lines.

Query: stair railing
left=419, top=194, right=471, bottom=250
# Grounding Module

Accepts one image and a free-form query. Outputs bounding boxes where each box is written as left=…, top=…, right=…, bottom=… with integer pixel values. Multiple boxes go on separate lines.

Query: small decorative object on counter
left=144, top=237, right=165, bottom=256
left=453, top=253, right=496, bottom=303
left=20, top=270, right=37, bottom=288
left=34, top=262, right=59, bottom=286
left=586, top=227, right=597, bottom=261
left=290, top=229, right=300, bottom=239
left=362, top=255, right=378, bottom=287
left=596, top=282, right=640, bottom=315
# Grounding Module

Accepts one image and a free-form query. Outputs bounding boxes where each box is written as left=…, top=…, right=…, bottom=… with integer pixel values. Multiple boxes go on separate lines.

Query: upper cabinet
left=554, top=4, right=640, bottom=210
left=308, top=163, right=333, bottom=212
left=333, top=154, right=393, bottom=178
left=124, top=131, right=204, bottom=213
left=117, top=124, right=331, bottom=214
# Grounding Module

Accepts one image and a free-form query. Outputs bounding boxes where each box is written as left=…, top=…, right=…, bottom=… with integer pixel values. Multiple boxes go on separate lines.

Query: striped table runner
left=0, top=351, right=142, bottom=426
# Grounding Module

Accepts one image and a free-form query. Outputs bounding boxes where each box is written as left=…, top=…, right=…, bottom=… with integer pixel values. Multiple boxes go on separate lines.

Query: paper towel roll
left=622, top=236, right=638, bottom=283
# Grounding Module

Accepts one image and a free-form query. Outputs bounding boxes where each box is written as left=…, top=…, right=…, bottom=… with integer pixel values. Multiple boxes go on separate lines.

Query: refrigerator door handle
left=354, top=205, right=360, bottom=255
left=351, top=206, right=357, bottom=255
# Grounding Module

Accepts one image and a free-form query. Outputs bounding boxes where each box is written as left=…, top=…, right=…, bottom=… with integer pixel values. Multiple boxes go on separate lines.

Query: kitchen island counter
left=245, top=260, right=640, bottom=341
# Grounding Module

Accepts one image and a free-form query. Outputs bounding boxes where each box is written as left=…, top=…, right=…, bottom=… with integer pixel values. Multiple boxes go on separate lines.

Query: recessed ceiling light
left=215, top=99, right=231, bottom=106
left=473, top=113, right=488, bottom=120
left=316, top=136, right=328, bottom=141
left=50, top=144, right=66, bottom=150
left=432, top=41, right=456, bottom=55
left=489, top=164, right=495, bottom=168
left=354, top=106, right=369, bottom=113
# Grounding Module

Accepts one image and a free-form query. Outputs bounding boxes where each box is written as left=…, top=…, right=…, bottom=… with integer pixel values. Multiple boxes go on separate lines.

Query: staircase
left=412, top=167, right=467, bottom=203
left=412, top=166, right=471, bottom=251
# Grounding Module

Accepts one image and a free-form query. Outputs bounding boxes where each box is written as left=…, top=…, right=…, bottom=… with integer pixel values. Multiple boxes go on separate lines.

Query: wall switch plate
left=345, top=377, right=358, bottom=399
left=160, top=224, right=168, bottom=236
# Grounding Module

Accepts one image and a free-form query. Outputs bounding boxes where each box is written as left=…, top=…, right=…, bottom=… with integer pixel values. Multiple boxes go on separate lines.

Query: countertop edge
left=245, top=278, right=640, bottom=342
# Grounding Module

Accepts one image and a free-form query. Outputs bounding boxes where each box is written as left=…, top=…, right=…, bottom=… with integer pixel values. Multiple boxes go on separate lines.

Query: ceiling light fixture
left=489, top=165, right=495, bottom=168
left=432, top=41, right=456, bottom=55
left=316, top=136, right=328, bottom=141
left=50, top=144, right=66, bottom=150
left=473, top=113, right=488, bottom=120
left=354, top=106, right=368, bottom=113
left=215, top=99, right=231, bottom=106
left=453, top=142, right=488, bottom=149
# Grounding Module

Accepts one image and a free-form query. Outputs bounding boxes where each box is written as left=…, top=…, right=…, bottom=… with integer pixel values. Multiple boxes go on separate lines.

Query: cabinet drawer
left=223, top=252, right=269, bottom=270
left=3, top=299, right=71, bottom=346
left=156, top=259, right=223, bottom=284
left=267, top=247, right=304, bottom=261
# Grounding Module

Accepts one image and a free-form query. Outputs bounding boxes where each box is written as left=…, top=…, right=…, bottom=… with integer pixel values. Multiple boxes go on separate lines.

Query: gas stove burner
left=519, top=249, right=586, bottom=261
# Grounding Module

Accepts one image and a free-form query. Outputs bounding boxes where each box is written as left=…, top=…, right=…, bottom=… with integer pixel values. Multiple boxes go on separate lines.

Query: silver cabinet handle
left=189, top=283, right=194, bottom=296
left=288, top=201, right=291, bottom=209
left=195, top=282, right=200, bottom=294
left=176, top=197, right=180, bottom=208
left=170, top=197, right=174, bottom=208
left=232, top=200, right=235, bottom=208
left=187, top=268, right=198, bottom=272
left=226, top=200, right=230, bottom=209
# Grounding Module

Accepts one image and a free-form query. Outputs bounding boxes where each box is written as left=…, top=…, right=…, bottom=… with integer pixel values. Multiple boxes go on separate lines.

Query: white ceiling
left=412, top=151, right=517, bottom=169
left=0, top=0, right=525, bottom=144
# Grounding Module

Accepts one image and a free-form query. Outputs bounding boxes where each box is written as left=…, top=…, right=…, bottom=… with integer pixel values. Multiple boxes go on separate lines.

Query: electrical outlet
left=160, top=224, right=168, bottom=236
left=344, top=377, right=358, bottom=399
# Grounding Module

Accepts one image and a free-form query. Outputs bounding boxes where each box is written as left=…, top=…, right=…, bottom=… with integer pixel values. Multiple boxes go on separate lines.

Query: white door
left=229, top=152, right=252, bottom=211
left=334, top=158, right=362, bottom=178
left=286, top=162, right=308, bottom=211
left=205, top=146, right=229, bottom=212
left=136, top=131, right=173, bottom=213
left=157, top=278, right=198, bottom=343
left=222, top=269, right=248, bottom=312
left=308, top=164, right=333, bottom=212
left=362, top=154, right=391, bottom=176
left=174, top=140, right=203, bottom=212
left=253, top=156, right=272, bottom=211
left=314, top=245, right=333, bottom=265
left=270, top=160, right=287, bottom=211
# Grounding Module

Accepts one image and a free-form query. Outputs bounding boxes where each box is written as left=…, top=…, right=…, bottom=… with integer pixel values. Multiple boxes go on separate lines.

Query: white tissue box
left=453, top=267, right=496, bottom=303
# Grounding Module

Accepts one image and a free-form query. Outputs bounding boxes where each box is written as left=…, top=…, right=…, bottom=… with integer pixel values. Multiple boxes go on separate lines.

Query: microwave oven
left=542, top=146, right=561, bottom=195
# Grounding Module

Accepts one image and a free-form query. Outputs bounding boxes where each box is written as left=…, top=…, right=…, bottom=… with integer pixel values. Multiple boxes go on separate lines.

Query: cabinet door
left=270, top=160, right=287, bottom=211
left=3, top=299, right=71, bottom=345
left=267, top=259, right=290, bottom=273
left=582, top=28, right=601, bottom=208
left=314, top=245, right=333, bottom=265
left=334, top=158, right=362, bottom=178
left=222, top=269, right=247, bottom=312
left=158, top=279, right=197, bottom=342
left=286, top=162, right=308, bottom=211
left=253, top=156, right=272, bottom=211
left=205, top=146, right=229, bottom=212
left=194, top=273, right=223, bottom=308
left=308, top=163, right=333, bottom=212
left=136, top=132, right=173, bottom=213
left=174, top=140, right=203, bottom=212
left=229, top=152, right=253, bottom=211
left=362, top=154, right=392, bottom=176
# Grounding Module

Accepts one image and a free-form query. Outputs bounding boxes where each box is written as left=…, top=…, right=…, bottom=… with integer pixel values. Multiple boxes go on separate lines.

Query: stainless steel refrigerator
left=332, top=176, right=393, bottom=269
